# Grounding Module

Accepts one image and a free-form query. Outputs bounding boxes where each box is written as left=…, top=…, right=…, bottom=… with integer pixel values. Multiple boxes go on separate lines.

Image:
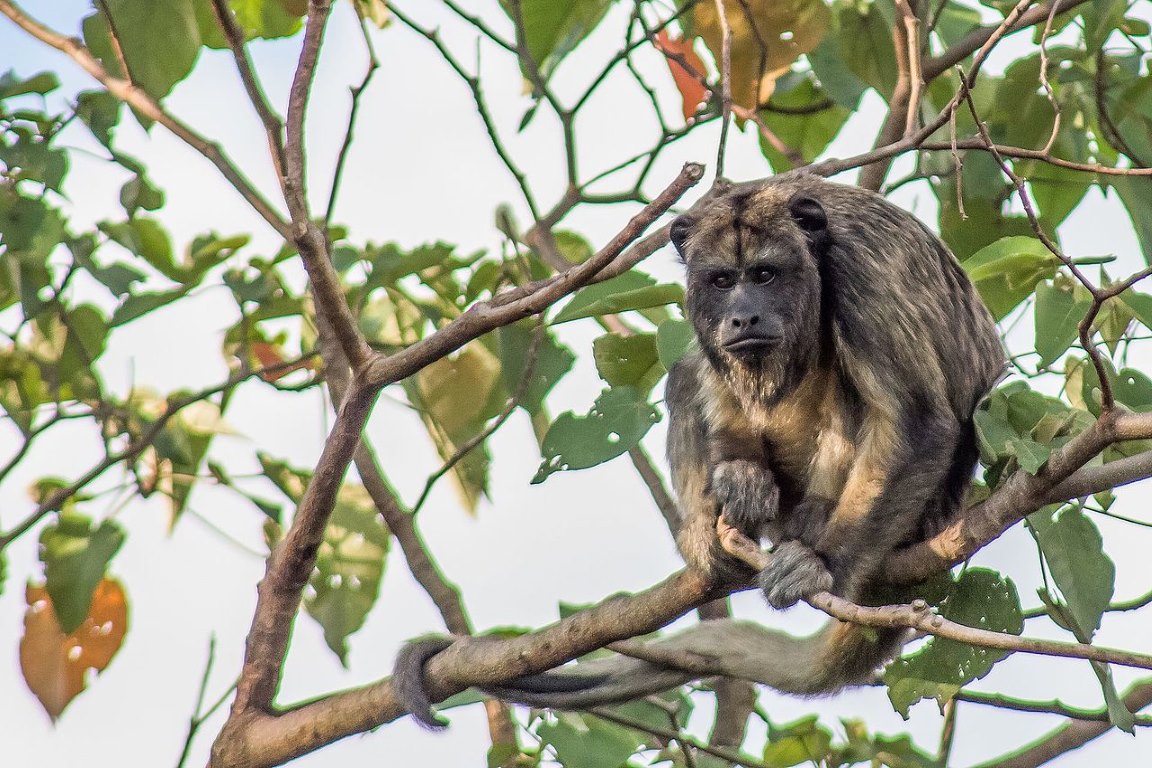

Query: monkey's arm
left=667, top=357, right=778, bottom=579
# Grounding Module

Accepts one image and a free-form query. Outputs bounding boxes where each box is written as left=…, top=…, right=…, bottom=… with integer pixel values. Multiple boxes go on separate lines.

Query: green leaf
left=834, top=1, right=897, bottom=97
left=40, top=513, right=126, bottom=634
left=533, top=386, right=660, bottom=482
left=1006, top=436, right=1050, bottom=474
left=763, top=715, right=833, bottom=767
left=552, top=272, right=683, bottom=324
left=501, top=0, right=614, bottom=81
left=1034, top=281, right=1089, bottom=367
left=1115, top=367, right=1152, bottom=411
left=0, top=70, right=60, bottom=100
left=1029, top=506, right=1132, bottom=731
left=364, top=242, right=453, bottom=292
left=1109, top=177, right=1152, bottom=264
left=963, top=236, right=1061, bottom=320
left=119, top=174, right=165, bottom=215
left=806, top=35, right=866, bottom=109
left=112, top=287, right=190, bottom=326
left=83, top=0, right=201, bottom=101
left=592, top=333, right=663, bottom=392
left=498, top=321, right=575, bottom=415
left=75, top=91, right=123, bottom=148
left=1029, top=506, right=1113, bottom=636
left=758, top=75, right=851, bottom=171
left=656, top=318, right=695, bottom=369
left=537, top=712, right=642, bottom=768
left=230, top=0, right=306, bottom=39
left=304, top=486, right=390, bottom=665
left=885, top=569, right=1023, bottom=717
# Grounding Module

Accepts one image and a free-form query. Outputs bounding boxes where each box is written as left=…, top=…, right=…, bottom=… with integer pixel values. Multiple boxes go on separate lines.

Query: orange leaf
left=692, top=0, right=829, bottom=110
left=20, top=579, right=129, bottom=721
left=655, top=30, right=710, bottom=121
left=251, top=341, right=313, bottom=382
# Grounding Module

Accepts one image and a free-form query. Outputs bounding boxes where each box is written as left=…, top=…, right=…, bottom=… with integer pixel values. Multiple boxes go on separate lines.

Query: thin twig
left=957, top=687, right=1152, bottom=725
left=209, top=0, right=287, bottom=182
left=325, top=8, right=380, bottom=225
left=971, top=678, right=1152, bottom=768
left=588, top=707, right=771, bottom=768
left=711, top=0, right=732, bottom=180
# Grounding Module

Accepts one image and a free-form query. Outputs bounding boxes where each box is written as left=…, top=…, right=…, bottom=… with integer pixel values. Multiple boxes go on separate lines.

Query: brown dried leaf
left=20, top=579, right=129, bottom=721
left=693, top=0, right=830, bottom=109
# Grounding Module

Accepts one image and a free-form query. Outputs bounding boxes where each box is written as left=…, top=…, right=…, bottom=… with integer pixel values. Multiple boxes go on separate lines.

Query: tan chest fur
left=700, top=365, right=856, bottom=499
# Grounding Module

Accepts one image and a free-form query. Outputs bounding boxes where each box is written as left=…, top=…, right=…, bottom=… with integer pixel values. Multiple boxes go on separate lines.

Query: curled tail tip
left=393, top=635, right=457, bottom=730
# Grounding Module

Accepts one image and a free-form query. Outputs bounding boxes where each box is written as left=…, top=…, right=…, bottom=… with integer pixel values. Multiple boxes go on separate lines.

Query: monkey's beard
left=710, top=340, right=814, bottom=417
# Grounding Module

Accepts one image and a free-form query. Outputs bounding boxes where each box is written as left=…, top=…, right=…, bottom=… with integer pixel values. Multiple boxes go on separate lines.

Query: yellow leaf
left=20, top=579, right=129, bottom=721
left=693, top=0, right=830, bottom=109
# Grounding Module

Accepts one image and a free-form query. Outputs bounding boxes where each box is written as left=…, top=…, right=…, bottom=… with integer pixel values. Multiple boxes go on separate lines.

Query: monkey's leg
left=763, top=411, right=958, bottom=608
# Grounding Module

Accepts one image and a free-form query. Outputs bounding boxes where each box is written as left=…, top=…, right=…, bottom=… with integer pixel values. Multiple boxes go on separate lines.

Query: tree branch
left=361, top=163, right=705, bottom=390
left=0, top=0, right=290, bottom=238
left=208, top=0, right=287, bottom=183
left=972, top=679, right=1152, bottom=768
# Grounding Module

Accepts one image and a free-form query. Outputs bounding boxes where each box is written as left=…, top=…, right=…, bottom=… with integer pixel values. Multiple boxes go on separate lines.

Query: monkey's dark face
left=673, top=191, right=827, bottom=396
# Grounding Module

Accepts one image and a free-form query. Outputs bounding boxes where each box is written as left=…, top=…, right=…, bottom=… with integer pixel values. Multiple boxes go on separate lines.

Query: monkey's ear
left=669, top=215, right=693, bottom=255
left=788, top=196, right=827, bottom=234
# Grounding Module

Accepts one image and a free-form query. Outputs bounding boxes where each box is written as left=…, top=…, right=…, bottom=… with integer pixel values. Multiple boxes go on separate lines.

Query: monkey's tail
left=394, top=619, right=906, bottom=724
left=491, top=620, right=905, bottom=707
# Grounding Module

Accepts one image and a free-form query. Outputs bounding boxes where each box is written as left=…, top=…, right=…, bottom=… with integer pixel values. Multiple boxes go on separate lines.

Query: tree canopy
left=2, top=1, right=1152, bottom=767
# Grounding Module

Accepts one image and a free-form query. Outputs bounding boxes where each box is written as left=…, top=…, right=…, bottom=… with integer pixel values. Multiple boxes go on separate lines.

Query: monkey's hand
left=711, top=459, right=779, bottom=538
left=758, top=541, right=833, bottom=610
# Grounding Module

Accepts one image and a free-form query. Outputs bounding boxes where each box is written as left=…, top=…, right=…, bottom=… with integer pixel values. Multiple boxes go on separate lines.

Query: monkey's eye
left=709, top=272, right=735, bottom=290
left=750, top=266, right=776, bottom=285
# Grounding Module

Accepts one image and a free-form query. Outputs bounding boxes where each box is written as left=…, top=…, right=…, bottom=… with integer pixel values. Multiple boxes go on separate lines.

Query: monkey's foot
left=759, top=541, right=833, bottom=610
left=712, top=459, right=779, bottom=537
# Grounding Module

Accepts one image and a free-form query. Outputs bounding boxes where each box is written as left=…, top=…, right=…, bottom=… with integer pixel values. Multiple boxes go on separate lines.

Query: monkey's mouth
left=723, top=335, right=781, bottom=355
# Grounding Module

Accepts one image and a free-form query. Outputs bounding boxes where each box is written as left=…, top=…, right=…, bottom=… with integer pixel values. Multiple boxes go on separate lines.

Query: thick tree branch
left=887, top=412, right=1152, bottom=583
left=209, top=569, right=719, bottom=768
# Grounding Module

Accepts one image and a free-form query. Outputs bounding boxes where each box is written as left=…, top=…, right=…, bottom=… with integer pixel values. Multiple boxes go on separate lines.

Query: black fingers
left=759, top=541, right=834, bottom=610
left=392, top=635, right=457, bottom=730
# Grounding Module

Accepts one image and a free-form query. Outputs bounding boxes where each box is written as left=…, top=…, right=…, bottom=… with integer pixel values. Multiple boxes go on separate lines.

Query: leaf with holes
left=20, top=579, right=129, bottom=721
left=305, top=486, right=390, bottom=665
left=885, top=569, right=1023, bottom=716
left=533, top=387, right=660, bottom=482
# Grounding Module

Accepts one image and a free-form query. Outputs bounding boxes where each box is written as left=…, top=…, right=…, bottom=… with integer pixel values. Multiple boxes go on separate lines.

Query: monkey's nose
left=732, top=315, right=760, bottom=328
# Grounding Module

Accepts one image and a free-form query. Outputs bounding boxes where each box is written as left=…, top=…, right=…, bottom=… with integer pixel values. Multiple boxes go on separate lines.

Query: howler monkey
left=394, top=173, right=1005, bottom=726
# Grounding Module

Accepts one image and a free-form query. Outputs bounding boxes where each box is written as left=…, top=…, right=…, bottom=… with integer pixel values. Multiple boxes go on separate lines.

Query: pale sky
left=1, top=2, right=1151, bottom=766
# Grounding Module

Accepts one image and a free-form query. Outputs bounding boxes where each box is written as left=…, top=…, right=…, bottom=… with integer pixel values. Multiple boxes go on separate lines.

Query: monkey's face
left=673, top=191, right=827, bottom=393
